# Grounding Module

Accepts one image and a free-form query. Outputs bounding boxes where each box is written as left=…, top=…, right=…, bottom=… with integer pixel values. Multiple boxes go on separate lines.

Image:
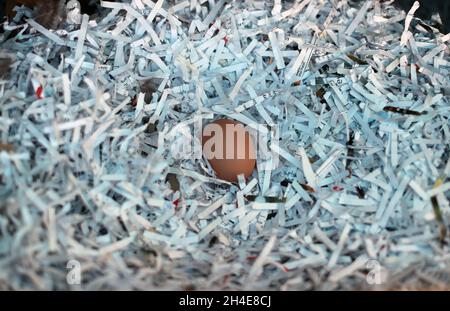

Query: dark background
left=392, top=0, right=449, bottom=32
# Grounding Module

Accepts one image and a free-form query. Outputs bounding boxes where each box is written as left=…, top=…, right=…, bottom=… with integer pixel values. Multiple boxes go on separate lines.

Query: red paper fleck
left=332, top=185, right=344, bottom=192
left=223, top=275, right=230, bottom=284
left=36, top=85, right=43, bottom=99
left=172, top=199, right=179, bottom=208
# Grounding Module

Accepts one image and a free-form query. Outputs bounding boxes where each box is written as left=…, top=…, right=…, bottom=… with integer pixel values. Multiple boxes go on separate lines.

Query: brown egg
left=202, top=119, right=256, bottom=182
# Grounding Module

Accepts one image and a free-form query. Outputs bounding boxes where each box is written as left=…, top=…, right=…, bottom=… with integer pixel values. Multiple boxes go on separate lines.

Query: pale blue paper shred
left=0, top=0, right=449, bottom=290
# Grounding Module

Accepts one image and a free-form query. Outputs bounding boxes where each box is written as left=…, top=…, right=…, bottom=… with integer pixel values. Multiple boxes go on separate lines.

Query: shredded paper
left=0, top=0, right=449, bottom=290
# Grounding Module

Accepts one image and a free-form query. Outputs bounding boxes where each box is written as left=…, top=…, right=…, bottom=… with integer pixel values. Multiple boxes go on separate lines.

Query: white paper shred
left=0, top=0, right=449, bottom=291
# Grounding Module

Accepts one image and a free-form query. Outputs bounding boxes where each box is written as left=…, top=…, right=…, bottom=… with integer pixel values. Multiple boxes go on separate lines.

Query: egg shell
left=202, top=119, right=256, bottom=182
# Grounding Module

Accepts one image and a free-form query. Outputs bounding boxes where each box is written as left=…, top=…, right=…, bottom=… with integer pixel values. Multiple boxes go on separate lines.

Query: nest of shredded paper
left=0, top=0, right=449, bottom=290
